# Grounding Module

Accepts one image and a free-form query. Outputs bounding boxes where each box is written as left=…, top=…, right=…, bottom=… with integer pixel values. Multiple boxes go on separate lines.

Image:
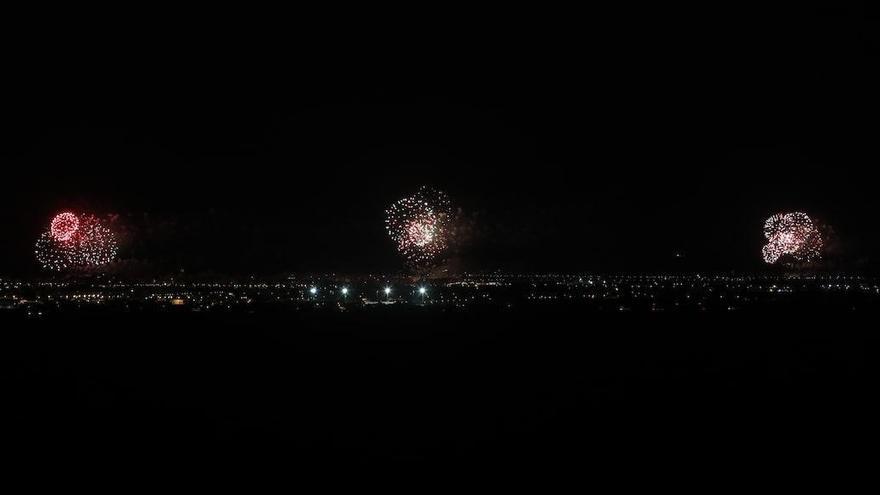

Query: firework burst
left=50, top=212, right=80, bottom=241
left=35, top=212, right=119, bottom=271
left=762, top=212, right=823, bottom=265
left=385, top=187, right=454, bottom=266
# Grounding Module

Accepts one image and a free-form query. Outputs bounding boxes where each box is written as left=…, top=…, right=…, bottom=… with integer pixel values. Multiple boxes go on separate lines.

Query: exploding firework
left=762, top=212, right=823, bottom=265
left=385, top=187, right=454, bottom=266
left=50, top=212, right=79, bottom=241
left=35, top=212, right=119, bottom=271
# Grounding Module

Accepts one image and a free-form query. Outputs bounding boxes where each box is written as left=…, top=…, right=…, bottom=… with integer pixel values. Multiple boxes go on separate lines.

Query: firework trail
left=762, top=212, right=823, bottom=265
left=35, top=212, right=119, bottom=271
left=385, top=187, right=455, bottom=267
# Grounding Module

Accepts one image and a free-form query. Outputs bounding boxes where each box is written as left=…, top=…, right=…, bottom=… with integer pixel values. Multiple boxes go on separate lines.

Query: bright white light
left=384, top=287, right=392, bottom=295
left=419, top=287, right=427, bottom=295
left=309, top=287, right=318, bottom=295
left=341, top=287, right=349, bottom=295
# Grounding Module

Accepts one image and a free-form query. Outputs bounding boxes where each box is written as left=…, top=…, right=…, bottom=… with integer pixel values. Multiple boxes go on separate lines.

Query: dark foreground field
left=2, top=306, right=878, bottom=474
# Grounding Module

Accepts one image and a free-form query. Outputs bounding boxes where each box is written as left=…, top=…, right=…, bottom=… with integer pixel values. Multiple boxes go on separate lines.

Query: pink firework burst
left=36, top=212, right=119, bottom=271
left=385, top=187, right=454, bottom=266
left=50, top=212, right=80, bottom=242
left=762, top=212, right=823, bottom=265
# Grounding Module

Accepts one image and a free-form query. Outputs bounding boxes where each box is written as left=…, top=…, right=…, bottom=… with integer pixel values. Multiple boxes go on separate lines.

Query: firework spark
left=762, top=212, right=823, bottom=265
left=385, top=187, right=454, bottom=266
left=35, top=212, right=119, bottom=271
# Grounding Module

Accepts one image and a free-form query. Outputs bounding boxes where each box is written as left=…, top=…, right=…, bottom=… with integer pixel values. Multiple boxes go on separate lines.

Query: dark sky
left=2, top=4, right=878, bottom=275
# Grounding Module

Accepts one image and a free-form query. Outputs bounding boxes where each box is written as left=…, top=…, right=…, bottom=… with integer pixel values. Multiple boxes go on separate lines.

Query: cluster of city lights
left=762, top=212, right=823, bottom=265
left=306, top=286, right=424, bottom=295
left=35, top=212, right=119, bottom=272
left=385, top=187, right=454, bottom=266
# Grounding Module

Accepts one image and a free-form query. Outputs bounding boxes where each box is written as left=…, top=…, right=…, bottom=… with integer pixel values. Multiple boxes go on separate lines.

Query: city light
left=3, top=273, right=877, bottom=314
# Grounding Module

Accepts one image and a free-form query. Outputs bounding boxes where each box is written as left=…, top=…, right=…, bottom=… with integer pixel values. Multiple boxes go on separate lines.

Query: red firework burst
left=36, top=212, right=119, bottom=271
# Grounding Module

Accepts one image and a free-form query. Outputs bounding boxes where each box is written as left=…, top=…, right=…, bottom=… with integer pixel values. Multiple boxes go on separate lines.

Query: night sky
left=2, top=5, right=878, bottom=275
